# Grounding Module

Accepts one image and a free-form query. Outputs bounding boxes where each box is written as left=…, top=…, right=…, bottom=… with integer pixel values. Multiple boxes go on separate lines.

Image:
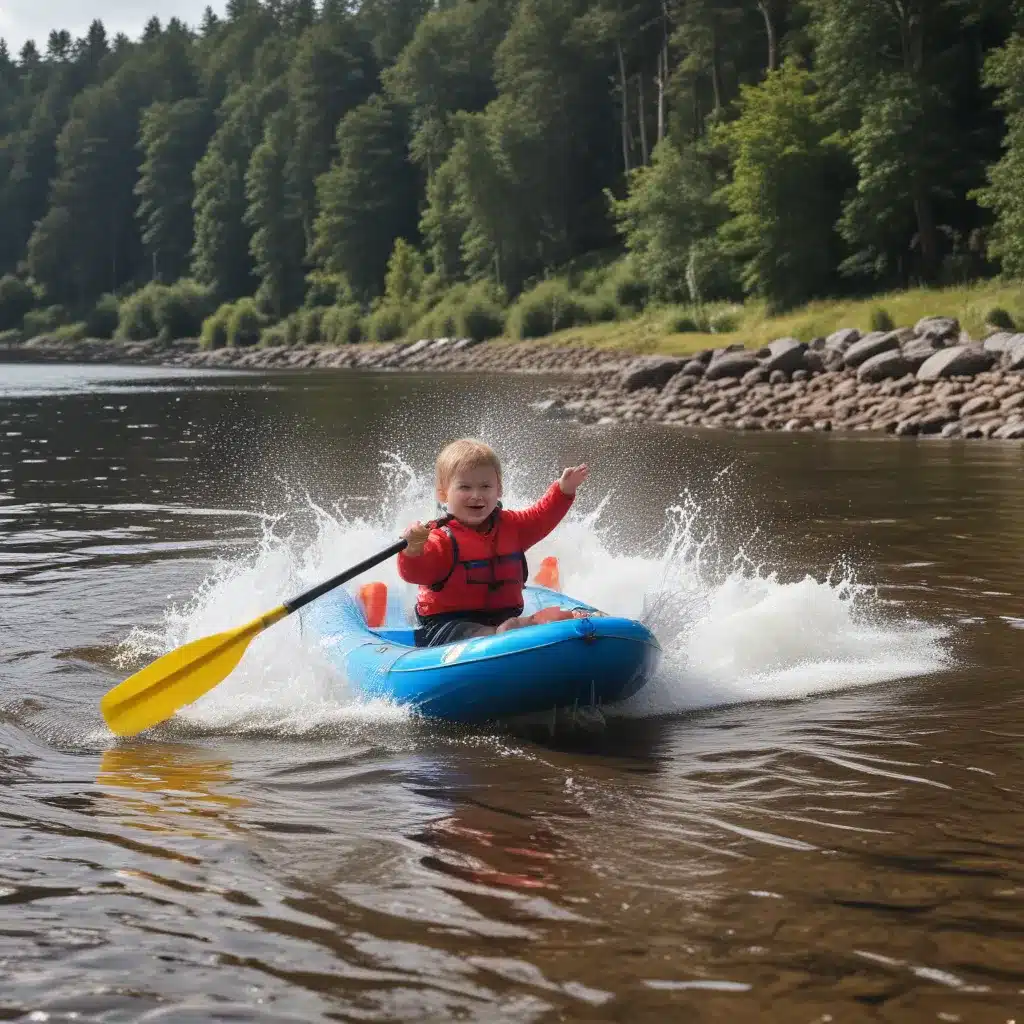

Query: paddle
left=100, top=535, right=417, bottom=738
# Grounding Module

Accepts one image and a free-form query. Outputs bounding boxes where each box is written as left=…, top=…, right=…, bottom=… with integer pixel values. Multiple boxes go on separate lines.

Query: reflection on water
left=1, top=363, right=1023, bottom=1020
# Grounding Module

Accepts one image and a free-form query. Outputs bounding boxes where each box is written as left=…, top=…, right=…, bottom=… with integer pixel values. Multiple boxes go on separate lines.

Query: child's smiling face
left=440, top=465, right=501, bottom=526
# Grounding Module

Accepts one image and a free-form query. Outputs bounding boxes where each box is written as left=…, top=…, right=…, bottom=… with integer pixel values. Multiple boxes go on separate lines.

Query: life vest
left=416, top=507, right=529, bottom=618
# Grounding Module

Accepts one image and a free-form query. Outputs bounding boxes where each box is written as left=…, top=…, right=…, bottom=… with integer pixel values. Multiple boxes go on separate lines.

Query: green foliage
left=973, top=33, right=1024, bottom=277
left=986, top=306, right=1016, bottom=330
left=0, top=275, right=35, bottom=331
left=322, top=303, right=365, bottom=344
left=869, top=307, right=895, bottom=332
left=456, top=283, right=506, bottom=341
left=610, top=141, right=722, bottom=303
left=0, top=0, right=1016, bottom=338
left=23, top=305, right=68, bottom=336
left=508, top=279, right=592, bottom=339
left=310, top=96, right=419, bottom=301
left=86, top=294, right=121, bottom=338
left=200, top=303, right=233, bottom=349
left=226, top=296, right=265, bottom=346
left=383, top=238, right=425, bottom=307
left=52, top=321, right=87, bottom=343
left=714, top=61, right=843, bottom=312
left=366, top=302, right=408, bottom=341
left=118, top=280, right=214, bottom=340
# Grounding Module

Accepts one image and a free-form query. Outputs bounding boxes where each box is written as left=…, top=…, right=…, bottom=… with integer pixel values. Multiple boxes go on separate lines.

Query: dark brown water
left=2, top=362, right=1023, bottom=1022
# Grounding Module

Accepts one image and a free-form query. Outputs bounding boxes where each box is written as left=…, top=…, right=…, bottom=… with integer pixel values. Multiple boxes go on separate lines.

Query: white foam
left=116, top=454, right=950, bottom=736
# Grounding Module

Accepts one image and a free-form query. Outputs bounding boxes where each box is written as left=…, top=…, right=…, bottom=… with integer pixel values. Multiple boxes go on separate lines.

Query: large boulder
left=857, top=350, right=914, bottom=383
left=705, top=352, right=761, bottom=381
left=1006, top=346, right=1024, bottom=372
left=619, top=356, right=687, bottom=392
left=983, top=332, right=1017, bottom=354
left=825, top=328, right=860, bottom=353
left=917, top=345, right=997, bottom=381
left=843, top=330, right=901, bottom=368
left=762, top=337, right=808, bottom=375
left=914, top=316, right=960, bottom=343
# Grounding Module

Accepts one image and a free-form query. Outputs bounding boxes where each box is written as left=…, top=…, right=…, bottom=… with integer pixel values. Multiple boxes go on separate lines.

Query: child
left=399, top=438, right=588, bottom=647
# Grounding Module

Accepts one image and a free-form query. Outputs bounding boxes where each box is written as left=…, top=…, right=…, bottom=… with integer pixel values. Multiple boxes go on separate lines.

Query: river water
left=1, top=362, right=1022, bottom=1022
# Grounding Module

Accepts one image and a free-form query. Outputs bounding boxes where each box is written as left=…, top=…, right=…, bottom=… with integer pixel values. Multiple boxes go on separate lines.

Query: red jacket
left=398, top=482, right=573, bottom=617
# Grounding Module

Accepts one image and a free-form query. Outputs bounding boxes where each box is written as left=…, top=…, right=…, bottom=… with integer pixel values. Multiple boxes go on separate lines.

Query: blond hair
left=435, top=438, right=502, bottom=496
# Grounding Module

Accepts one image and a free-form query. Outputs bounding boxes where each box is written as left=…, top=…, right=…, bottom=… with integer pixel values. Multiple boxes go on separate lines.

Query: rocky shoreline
left=6, top=315, right=1024, bottom=439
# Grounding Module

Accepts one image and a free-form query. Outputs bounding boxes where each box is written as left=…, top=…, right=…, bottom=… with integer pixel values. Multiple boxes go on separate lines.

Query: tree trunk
left=617, top=39, right=630, bottom=173
left=657, top=1, right=669, bottom=144
left=637, top=73, right=648, bottom=165
left=757, top=0, right=779, bottom=72
left=913, top=187, right=939, bottom=282
left=710, top=24, right=723, bottom=115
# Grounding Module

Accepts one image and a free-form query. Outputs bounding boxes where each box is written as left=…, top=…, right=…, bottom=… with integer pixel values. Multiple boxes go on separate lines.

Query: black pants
left=416, top=608, right=521, bottom=647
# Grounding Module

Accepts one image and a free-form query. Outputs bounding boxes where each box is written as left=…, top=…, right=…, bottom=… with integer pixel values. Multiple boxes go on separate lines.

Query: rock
left=915, top=316, right=960, bottom=342
left=804, top=351, right=826, bottom=374
left=983, top=332, right=1017, bottom=354
left=940, top=422, right=963, bottom=439
left=762, top=337, right=808, bottom=375
left=768, top=369, right=789, bottom=385
left=808, top=336, right=827, bottom=351
left=844, top=330, right=902, bottom=368
left=619, top=356, right=687, bottom=392
left=681, top=359, right=706, bottom=377
left=1006, top=346, right=1024, bottom=372
left=825, top=328, right=860, bottom=353
left=705, top=353, right=761, bottom=381
left=792, top=369, right=810, bottom=382
left=708, top=343, right=748, bottom=364
left=1000, top=392, right=1024, bottom=412
left=917, top=345, right=998, bottom=381
left=742, top=367, right=768, bottom=385
left=993, top=421, right=1024, bottom=439
left=857, top=350, right=913, bottom=383
left=959, top=395, right=998, bottom=417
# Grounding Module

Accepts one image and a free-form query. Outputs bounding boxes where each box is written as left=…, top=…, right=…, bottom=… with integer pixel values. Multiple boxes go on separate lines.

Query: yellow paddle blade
left=100, top=605, right=288, bottom=738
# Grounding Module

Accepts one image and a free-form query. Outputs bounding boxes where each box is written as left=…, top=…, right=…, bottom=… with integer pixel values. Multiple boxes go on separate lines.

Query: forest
left=1, top=0, right=1023, bottom=348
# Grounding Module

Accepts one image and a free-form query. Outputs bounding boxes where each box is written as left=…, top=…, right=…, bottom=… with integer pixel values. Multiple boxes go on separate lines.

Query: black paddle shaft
left=282, top=515, right=453, bottom=615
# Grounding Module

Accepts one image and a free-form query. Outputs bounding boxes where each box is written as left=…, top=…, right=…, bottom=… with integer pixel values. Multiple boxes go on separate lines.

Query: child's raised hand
left=401, top=520, right=432, bottom=556
left=558, top=464, right=589, bottom=495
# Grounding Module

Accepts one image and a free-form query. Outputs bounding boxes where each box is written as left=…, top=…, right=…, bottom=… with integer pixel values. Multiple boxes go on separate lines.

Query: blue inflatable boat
left=301, top=583, right=661, bottom=723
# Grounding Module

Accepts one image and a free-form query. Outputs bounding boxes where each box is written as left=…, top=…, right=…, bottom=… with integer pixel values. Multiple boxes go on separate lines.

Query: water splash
left=116, top=454, right=950, bottom=736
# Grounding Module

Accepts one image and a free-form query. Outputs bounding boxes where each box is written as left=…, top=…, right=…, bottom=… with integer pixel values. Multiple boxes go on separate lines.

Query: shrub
left=583, top=292, right=621, bottom=324
left=86, top=294, right=120, bottom=339
left=226, top=298, right=264, bottom=347
left=259, top=322, right=291, bottom=347
left=200, top=304, right=232, bottom=349
left=322, top=303, right=364, bottom=344
left=153, top=280, right=214, bottom=340
left=986, top=306, right=1016, bottom=330
left=456, top=289, right=505, bottom=342
left=709, top=307, right=742, bottom=333
left=664, top=307, right=701, bottom=333
left=118, top=281, right=215, bottom=341
left=869, top=306, right=895, bottom=332
left=607, top=259, right=648, bottom=312
left=295, top=306, right=324, bottom=346
left=0, top=275, right=35, bottom=331
left=508, top=279, right=592, bottom=339
left=304, top=270, right=350, bottom=308
left=117, top=287, right=159, bottom=340
left=366, top=303, right=406, bottom=342
left=53, top=321, right=87, bottom=343
left=23, top=305, right=68, bottom=336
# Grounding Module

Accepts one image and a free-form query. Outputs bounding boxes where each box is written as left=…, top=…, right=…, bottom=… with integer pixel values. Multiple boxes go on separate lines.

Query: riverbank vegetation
left=0, top=0, right=1023, bottom=352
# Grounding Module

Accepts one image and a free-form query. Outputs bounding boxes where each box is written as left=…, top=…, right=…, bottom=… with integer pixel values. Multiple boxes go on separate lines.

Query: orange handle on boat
left=533, top=556, right=560, bottom=590
left=358, top=582, right=388, bottom=627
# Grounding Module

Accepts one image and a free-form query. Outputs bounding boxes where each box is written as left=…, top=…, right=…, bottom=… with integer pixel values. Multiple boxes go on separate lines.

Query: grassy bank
left=538, top=280, right=1024, bottom=357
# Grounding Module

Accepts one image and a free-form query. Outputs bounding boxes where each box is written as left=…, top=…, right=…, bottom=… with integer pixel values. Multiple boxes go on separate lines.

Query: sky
left=0, top=0, right=225, bottom=52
